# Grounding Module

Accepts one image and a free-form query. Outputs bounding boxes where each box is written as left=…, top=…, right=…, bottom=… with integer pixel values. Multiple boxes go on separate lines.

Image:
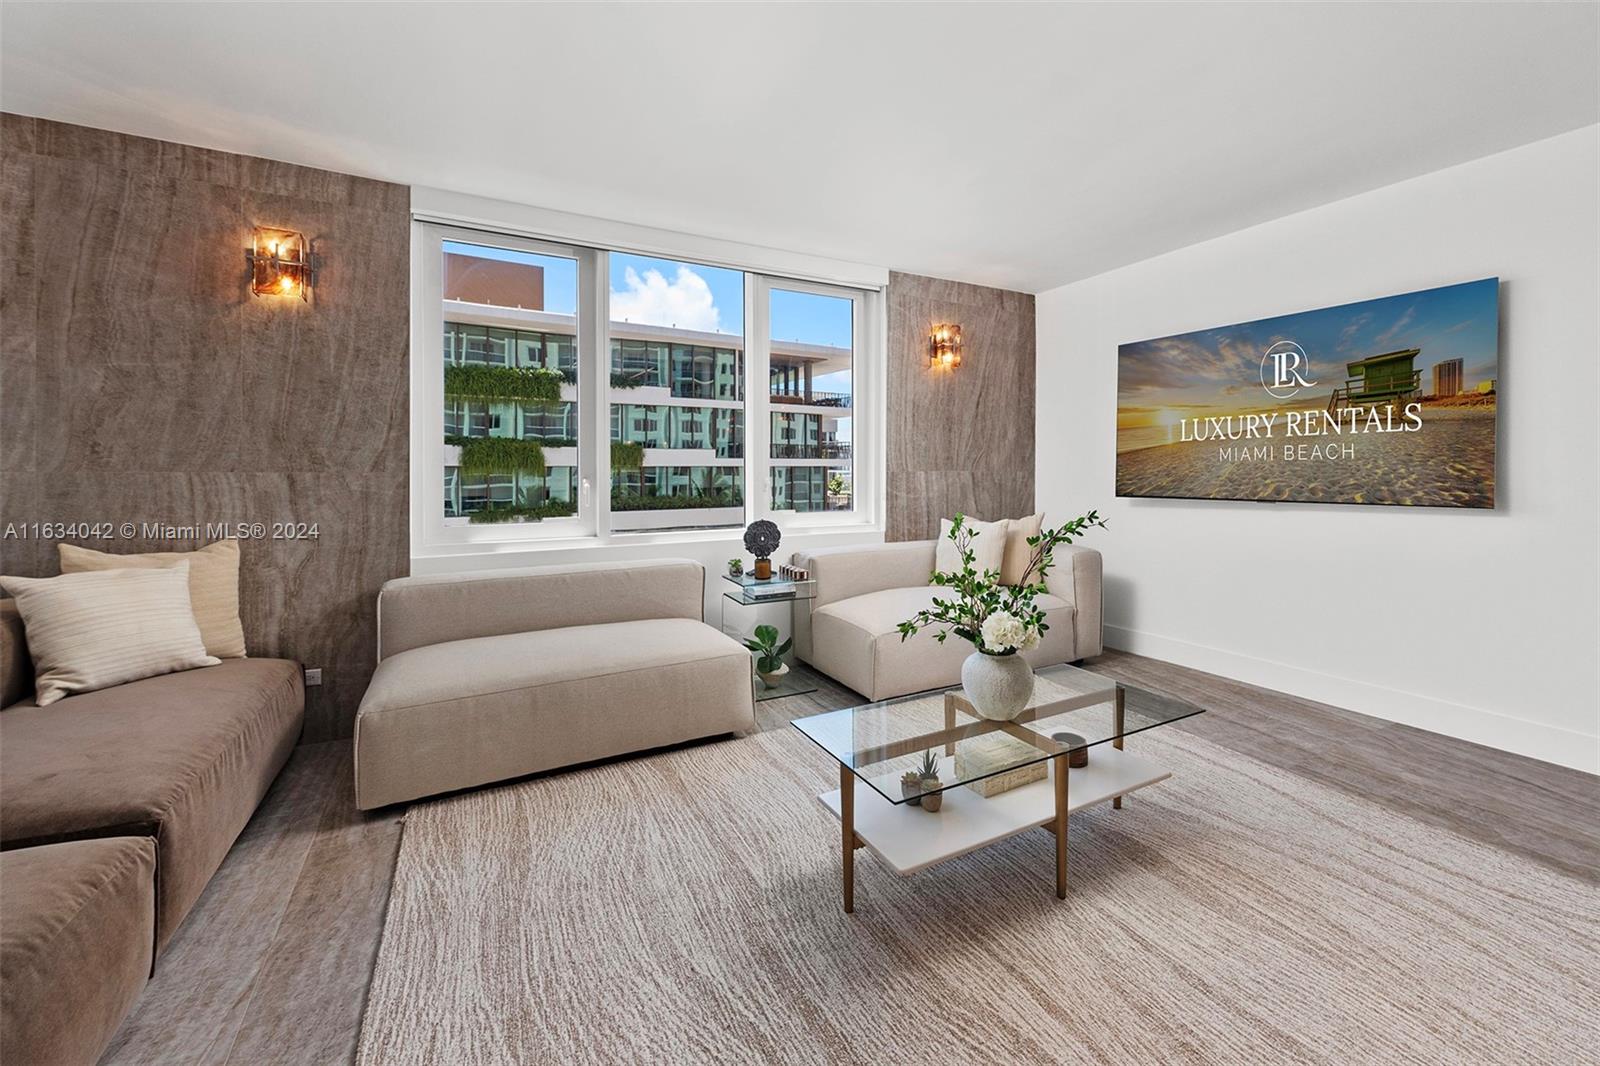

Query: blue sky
left=1118, top=278, right=1499, bottom=420
left=446, top=241, right=852, bottom=349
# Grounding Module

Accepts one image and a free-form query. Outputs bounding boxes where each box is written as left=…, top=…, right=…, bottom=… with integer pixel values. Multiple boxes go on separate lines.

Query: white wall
left=1036, top=126, right=1599, bottom=772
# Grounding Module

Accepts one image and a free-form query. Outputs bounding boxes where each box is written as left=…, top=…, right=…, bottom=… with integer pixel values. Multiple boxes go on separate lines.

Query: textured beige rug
left=357, top=725, right=1598, bottom=1065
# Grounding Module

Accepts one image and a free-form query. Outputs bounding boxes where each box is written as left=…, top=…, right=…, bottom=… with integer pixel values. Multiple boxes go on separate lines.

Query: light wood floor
left=100, top=650, right=1600, bottom=1065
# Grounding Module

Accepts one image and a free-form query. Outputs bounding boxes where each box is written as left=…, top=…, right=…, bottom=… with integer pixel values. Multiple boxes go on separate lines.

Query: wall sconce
left=246, top=227, right=312, bottom=301
left=930, top=324, right=962, bottom=369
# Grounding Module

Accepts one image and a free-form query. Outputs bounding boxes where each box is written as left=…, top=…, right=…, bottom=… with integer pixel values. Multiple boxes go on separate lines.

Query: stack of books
left=725, top=573, right=798, bottom=600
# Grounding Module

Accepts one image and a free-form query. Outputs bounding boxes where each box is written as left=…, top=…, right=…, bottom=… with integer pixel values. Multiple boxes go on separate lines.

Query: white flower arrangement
left=980, top=610, right=1040, bottom=653
left=898, top=511, right=1106, bottom=656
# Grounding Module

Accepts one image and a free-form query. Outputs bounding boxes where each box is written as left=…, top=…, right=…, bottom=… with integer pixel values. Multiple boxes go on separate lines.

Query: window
left=435, top=236, right=588, bottom=528
left=608, top=254, right=746, bottom=533
left=414, top=220, right=881, bottom=553
left=764, top=283, right=856, bottom=514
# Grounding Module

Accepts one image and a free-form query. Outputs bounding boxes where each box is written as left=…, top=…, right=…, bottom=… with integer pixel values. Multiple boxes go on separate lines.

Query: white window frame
left=410, top=194, right=887, bottom=559
left=749, top=275, right=877, bottom=530
left=412, top=223, right=603, bottom=550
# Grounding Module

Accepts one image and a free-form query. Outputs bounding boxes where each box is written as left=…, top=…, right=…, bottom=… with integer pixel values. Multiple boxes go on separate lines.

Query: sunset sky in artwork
left=1117, top=279, right=1499, bottom=430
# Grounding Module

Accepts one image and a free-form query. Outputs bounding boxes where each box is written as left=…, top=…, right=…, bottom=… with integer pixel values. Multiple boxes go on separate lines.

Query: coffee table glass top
left=791, top=663, right=1204, bottom=805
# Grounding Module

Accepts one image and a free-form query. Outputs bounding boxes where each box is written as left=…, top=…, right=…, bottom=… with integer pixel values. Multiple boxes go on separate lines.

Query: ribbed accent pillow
left=934, top=516, right=1009, bottom=577
left=1000, top=512, right=1044, bottom=586
left=0, top=564, right=220, bottom=706
left=58, top=539, right=246, bottom=659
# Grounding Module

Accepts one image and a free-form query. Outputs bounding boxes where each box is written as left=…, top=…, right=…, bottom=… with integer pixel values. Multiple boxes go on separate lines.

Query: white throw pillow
left=934, top=516, right=1010, bottom=578
left=1001, top=512, right=1044, bottom=586
left=0, top=563, right=220, bottom=706
left=58, top=539, right=247, bottom=659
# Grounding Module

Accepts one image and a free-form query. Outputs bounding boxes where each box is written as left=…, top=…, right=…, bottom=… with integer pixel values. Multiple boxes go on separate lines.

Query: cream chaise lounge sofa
left=789, top=540, right=1102, bottom=702
left=354, top=559, right=755, bottom=809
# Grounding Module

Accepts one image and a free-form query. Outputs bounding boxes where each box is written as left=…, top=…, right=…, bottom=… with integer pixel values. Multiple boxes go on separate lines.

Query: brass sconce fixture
left=246, top=227, right=312, bottom=301
left=930, top=323, right=962, bottom=369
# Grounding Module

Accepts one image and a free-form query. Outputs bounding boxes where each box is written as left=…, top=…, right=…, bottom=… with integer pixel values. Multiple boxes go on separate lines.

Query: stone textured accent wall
left=0, top=115, right=409, bottom=741
left=886, top=271, right=1036, bottom=541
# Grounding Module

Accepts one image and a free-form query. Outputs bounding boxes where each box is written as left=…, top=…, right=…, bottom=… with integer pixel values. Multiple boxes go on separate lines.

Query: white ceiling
left=2, top=2, right=1595, bottom=292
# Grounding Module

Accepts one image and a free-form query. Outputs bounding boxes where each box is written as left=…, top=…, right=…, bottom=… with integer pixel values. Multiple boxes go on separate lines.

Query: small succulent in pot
left=743, top=519, right=781, bottom=579
left=916, top=749, right=944, bottom=812
left=900, top=768, right=924, bottom=807
left=727, top=558, right=744, bottom=577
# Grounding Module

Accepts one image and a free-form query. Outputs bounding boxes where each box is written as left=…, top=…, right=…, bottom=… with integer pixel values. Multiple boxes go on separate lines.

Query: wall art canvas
left=1116, top=278, right=1499, bottom=507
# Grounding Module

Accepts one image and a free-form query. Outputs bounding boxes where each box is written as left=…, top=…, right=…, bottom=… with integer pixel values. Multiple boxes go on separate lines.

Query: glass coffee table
left=791, top=663, right=1205, bottom=912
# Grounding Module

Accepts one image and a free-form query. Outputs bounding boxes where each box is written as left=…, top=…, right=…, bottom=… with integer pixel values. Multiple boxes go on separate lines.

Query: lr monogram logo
left=1260, top=341, right=1317, bottom=400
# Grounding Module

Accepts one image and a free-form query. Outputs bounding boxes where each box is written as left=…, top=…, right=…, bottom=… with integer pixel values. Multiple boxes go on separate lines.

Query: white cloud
left=1338, top=312, right=1373, bottom=350
left=610, top=265, right=722, bottom=333
left=1374, top=306, right=1416, bottom=347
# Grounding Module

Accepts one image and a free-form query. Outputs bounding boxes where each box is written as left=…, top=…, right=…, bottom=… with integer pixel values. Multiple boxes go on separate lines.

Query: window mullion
left=583, top=248, right=610, bottom=540
left=746, top=276, right=773, bottom=525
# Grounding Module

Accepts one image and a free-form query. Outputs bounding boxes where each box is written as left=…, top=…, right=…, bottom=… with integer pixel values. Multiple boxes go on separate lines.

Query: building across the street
left=440, top=257, right=852, bottom=528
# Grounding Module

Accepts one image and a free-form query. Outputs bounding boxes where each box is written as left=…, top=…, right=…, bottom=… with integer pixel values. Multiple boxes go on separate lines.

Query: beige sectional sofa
left=789, top=540, right=1102, bottom=702
left=354, top=559, right=756, bottom=809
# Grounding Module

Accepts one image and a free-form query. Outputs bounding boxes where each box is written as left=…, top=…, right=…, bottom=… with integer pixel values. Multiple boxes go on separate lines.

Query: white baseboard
left=1103, top=624, right=1598, bottom=775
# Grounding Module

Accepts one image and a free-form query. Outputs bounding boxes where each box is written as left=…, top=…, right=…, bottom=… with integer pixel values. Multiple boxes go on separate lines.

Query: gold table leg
left=1112, top=685, right=1125, bottom=810
left=1053, top=753, right=1069, bottom=899
left=840, top=763, right=855, bottom=914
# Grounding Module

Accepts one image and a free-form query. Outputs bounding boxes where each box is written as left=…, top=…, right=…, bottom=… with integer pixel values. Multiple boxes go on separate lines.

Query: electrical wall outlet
left=304, top=668, right=323, bottom=687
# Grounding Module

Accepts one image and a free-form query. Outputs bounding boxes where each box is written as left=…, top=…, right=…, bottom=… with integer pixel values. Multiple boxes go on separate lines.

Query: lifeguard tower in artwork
left=1327, top=348, right=1423, bottom=413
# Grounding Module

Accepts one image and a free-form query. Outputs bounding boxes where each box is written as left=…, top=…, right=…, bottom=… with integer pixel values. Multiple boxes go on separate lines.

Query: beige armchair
left=789, top=540, right=1102, bottom=702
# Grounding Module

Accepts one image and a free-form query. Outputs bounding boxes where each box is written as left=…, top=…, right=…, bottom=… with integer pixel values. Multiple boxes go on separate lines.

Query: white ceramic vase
left=961, top=651, right=1035, bottom=720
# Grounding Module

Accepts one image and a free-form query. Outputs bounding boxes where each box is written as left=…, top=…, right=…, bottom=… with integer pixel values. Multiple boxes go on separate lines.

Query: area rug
left=356, top=725, right=1598, bottom=1065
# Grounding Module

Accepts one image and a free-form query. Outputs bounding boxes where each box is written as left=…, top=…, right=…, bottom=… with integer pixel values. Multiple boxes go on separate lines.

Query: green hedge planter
left=610, top=441, right=644, bottom=472
left=444, top=364, right=564, bottom=404
left=467, top=499, right=577, bottom=524
left=451, top=436, right=547, bottom=478
left=448, top=437, right=639, bottom=477
left=611, top=492, right=744, bottom=512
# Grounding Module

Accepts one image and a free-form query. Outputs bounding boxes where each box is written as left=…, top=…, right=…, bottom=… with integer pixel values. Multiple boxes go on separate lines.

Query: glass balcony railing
left=770, top=388, right=851, bottom=407
left=770, top=442, right=851, bottom=460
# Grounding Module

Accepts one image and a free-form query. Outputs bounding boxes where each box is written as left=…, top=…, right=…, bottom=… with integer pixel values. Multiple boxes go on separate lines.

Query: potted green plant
left=898, top=510, right=1106, bottom=721
left=915, top=750, right=944, bottom=812
left=727, top=558, right=744, bottom=577
left=741, top=624, right=792, bottom=689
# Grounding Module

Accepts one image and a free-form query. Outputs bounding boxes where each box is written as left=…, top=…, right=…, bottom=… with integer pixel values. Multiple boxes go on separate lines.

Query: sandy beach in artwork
left=1116, top=405, right=1496, bottom=507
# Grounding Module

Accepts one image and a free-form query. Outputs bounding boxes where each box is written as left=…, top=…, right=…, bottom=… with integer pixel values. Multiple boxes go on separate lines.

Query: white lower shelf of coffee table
left=818, top=746, right=1171, bottom=875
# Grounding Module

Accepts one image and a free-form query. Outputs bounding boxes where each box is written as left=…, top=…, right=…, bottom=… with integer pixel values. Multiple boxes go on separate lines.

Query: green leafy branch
left=896, top=510, right=1106, bottom=654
